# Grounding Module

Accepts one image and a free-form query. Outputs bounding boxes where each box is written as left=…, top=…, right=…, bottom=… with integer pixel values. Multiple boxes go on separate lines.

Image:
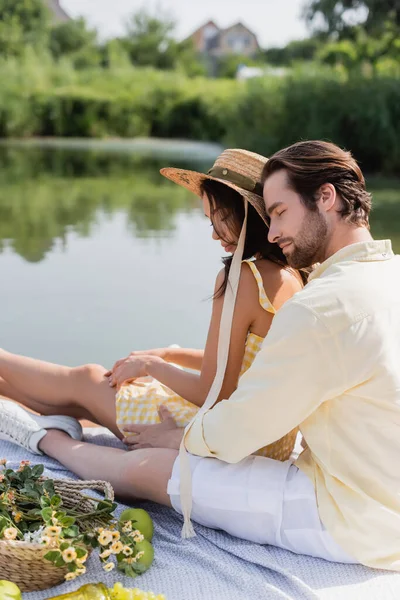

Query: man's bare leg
left=39, top=430, right=176, bottom=506
left=0, top=350, right=121, bottom=437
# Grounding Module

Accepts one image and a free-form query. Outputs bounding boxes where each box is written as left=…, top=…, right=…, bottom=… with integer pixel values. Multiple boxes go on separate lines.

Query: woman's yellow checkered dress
left=116, top=260, right=297, bottom=460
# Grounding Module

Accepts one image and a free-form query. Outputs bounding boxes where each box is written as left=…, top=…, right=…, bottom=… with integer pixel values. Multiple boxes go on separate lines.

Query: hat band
left=208, top=167, right=264, bottom=197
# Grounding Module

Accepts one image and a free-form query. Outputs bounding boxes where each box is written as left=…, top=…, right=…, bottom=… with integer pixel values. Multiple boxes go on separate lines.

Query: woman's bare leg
left=39, top=430, right=176, bottom=506
left=0, top=350, right=121, bottom=437
left=0, top=377, right=95, bottom=422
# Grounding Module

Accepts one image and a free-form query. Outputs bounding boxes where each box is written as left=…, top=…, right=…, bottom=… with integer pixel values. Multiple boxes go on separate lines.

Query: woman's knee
left=73, top=363, right=107, bottom=385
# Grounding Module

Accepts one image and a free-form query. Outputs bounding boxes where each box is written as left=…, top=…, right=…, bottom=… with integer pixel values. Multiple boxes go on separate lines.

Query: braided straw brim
left=160, top=148, right=269, bottom=226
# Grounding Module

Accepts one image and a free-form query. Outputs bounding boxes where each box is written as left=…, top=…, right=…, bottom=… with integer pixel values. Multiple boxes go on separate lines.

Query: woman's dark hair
left=200, top=179, right=304, bottom=298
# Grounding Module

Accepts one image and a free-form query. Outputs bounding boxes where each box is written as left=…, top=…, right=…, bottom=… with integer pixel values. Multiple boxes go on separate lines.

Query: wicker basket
left=0, top=478, right=114, bottom=593
left=258, top=428, right=299, bottom=461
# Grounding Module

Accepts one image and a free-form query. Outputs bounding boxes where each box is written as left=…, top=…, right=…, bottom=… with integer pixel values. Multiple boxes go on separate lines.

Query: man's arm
left=184, top=300, right=344, bottom=463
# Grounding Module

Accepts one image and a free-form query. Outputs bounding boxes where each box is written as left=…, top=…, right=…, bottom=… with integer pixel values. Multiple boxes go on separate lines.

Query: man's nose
left=268, top=221, right=280, bottom=244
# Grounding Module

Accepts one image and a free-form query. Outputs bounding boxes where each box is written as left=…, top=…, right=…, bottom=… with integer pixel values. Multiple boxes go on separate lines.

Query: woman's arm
left=145, top=265, right=258, bottom=406
left=113, top=265, right=261, bottom=407
left=138, top=348, right=204, bottom=371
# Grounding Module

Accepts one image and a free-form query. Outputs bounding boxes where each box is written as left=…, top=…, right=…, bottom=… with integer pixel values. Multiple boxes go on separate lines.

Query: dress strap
left=243, top=260, right=276, bottom=315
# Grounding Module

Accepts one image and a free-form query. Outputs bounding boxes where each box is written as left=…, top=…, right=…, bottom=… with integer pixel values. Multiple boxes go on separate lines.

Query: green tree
left=119, top=8, right=205, bottom=75
left=49, top=17, right=99, bottom=68
left=121, top=8, right=177, bottom=69
left=264, top=37, right=321, bottom=66
left=317, top=22, right=400, bottom=71
left=0, top=0, right=50, bottom=57
left=304, top=0, right=400, bottom=35
left=49, top=17, right=96, bottom=57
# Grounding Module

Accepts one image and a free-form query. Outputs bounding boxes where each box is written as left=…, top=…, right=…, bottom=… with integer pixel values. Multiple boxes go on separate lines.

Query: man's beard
left=284, top=211, right=328, bottom=269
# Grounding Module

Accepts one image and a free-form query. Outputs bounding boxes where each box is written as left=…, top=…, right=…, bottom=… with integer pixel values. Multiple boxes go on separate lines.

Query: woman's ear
left=318, top=183, right=336, bottom=213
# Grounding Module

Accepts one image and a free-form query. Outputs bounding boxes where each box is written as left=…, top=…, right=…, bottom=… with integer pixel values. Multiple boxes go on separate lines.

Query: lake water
left=0, top=144, right=399, bottom=367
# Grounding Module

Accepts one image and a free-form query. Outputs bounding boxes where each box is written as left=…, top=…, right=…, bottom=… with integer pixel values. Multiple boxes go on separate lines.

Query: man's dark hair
left=262, top=140, right=372, bottom=227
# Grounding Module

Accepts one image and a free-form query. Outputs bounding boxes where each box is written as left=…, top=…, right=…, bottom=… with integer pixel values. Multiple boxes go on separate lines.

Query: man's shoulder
left=292, top=255, right=400, bottom=331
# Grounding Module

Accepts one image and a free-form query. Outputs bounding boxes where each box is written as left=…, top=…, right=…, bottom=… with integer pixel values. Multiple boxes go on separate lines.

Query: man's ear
left=318, top=183, right=336, bottom=213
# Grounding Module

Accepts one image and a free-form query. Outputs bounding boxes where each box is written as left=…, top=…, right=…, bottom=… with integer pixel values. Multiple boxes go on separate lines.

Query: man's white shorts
left=167, top=454, right=355, bottom=564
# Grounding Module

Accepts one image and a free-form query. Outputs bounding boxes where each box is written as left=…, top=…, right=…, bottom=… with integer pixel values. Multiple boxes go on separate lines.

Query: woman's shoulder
left=251, top=259, right=303, bottom=310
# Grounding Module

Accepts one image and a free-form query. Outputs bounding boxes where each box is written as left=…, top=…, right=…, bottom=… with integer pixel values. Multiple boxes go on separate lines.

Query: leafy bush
left=0, top=54, right=400, bottom=173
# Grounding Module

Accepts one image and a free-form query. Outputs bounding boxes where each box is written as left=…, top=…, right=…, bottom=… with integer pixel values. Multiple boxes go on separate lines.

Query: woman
left=0, top=149, right=303, bottom=539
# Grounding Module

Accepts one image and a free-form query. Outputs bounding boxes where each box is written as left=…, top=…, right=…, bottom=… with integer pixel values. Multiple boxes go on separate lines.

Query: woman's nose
left=212, top=228, right=219, bottom=241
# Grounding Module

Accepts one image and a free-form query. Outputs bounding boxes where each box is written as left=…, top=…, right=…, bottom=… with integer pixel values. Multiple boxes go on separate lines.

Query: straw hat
left=160, top=148, right=269, bottom=225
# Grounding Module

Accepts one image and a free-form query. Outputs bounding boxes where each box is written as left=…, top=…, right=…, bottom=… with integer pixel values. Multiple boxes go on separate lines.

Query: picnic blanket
left=1, top=428, right=399, bottom=600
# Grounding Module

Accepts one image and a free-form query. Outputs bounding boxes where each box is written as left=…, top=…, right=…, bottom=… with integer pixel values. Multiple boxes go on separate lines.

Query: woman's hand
left=105, top=348, right=168, bottom=379
left=108, top=355, right=164, bottom=389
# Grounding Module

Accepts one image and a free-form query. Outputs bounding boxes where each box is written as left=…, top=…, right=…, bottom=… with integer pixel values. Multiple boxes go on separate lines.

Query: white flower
left=45, top=526, right=62, bottom=538
left=65, top=572, right=78, bottom=581
left=111, top=541, right=124, bottom=554
left=41, top=536, right=53, bottom=547
left=98, top=531, right=113, bottom=546
left=103, top=562, right=115, bottom=572
left=23, top=526, right=45, bottom=543
left=62, top=547, right=78, bottom=563
left=3, top=527, right=18, bottom=540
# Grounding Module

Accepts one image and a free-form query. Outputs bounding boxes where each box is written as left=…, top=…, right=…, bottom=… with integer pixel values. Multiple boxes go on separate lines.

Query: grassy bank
left=1, top=56, right=400, bottom=174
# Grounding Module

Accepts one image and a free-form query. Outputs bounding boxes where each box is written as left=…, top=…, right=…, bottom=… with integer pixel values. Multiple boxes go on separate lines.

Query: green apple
left=119, top=508, right=154, bottom=541
left=134, top=539, right=154, bottom=572
left=0, top=581, right=22, bottom=600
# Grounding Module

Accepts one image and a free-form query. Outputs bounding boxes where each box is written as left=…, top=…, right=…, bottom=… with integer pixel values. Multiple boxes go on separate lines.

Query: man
left=129, top=140, right=400, bottom=570
left=1, top=141, right=399, bottom=570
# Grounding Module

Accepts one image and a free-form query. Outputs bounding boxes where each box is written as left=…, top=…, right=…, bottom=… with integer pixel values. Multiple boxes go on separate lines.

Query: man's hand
left=122, top=405, right=184, bottom=450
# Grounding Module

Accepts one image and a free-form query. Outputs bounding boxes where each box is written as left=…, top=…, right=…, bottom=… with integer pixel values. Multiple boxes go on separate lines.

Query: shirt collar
left=308, top=240, right=394, bottom=282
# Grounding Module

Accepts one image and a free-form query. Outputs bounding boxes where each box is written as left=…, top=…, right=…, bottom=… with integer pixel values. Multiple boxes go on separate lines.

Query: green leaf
left=96, top=500, right=116, bottom=513
left=40, top=496, right=51, bottom=508
left=63, top=525, right=79, bottom=538
left=43, top=479, right=55, bottom=496
left=120, top=564, right=137, bottom=578
left=32, top=464, right=45, bottom=478
left=68, top=562, right=78, bottom=572
left=41, top=507, right=53, bottom=522
left=59, top=542, right=70, bottom=552
left=19, top=466, right=32, bottom=481
left=50, top=495, right=62, bottom=508
left=59, top=516, right=75, bottom=527
left=75, top=547, right=87, bottom=559
left=55, top=556, right=66, bottom=568
left=44, top=550, right=61, bottom=563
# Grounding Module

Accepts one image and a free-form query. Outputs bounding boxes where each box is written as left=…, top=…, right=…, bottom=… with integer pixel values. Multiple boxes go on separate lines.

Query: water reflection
left=0, top=147, right=206, bottom=263
left=0, top=146, right=399, bottom=366
left=0, top=148, right=399, bottom=266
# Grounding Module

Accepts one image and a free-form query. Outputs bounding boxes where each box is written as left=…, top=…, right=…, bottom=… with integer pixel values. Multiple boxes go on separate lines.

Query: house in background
left=45, top=0, right=71, bottom=23
left=189, top=20, right=260, bottom=58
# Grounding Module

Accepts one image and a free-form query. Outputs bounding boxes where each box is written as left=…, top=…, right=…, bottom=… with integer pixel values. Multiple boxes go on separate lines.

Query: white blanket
left=1, top=428, right=399, bottom=600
